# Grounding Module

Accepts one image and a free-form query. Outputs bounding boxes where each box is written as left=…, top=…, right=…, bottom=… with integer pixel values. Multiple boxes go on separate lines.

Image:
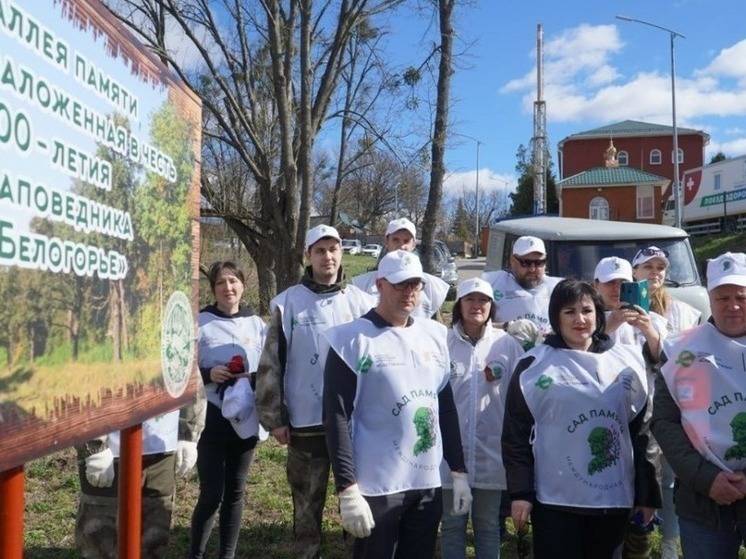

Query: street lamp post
left=456, top=133, right=484, bottom=258
left=474, top=139, right=481, bottom=257
left=616, top=15, right=685, bottom=228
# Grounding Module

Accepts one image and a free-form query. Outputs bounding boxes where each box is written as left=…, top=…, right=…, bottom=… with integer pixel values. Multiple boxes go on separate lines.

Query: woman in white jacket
left=440, top=278, right=525, bottom=559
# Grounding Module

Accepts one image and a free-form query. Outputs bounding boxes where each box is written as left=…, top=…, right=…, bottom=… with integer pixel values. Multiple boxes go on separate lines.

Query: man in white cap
left=481, top=236, right=562, bottom=336
left=351, top=217, right=450, bottom=318
left=323, top=250, right=471, bottom=558
left=652, top=252, right=746, bottom=558
left=255, top=224, right=375, bottom=559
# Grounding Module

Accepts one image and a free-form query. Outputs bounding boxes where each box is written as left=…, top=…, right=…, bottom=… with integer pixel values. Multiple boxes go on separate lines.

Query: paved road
left=456, top=257, right=485, bottom=281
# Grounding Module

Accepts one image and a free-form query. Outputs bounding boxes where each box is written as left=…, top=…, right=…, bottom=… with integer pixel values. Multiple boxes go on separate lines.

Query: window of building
left=617, top=150, right=629, bottom=166
left=650, top=149, right=662, bottom=165
left=671, top=148, right=684, bottom=164
left=714, top=173, right=721, bottom=190
left=637, top=184, right=655, bottom=219
left=589, top=196, right=609, bottom=220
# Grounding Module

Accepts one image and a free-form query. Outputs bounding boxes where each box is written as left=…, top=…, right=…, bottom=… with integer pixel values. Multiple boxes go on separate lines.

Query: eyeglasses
left=388, top=279, right=425, bottom=292
left=516, top=257, right=546, bottom=269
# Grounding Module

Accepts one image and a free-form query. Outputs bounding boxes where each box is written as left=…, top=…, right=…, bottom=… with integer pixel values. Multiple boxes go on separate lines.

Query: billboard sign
left=0, top=0, right=202, bottom=470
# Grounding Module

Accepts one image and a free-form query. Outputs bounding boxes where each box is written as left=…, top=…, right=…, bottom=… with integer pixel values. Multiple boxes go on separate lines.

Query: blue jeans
left=441, top=488, right=501, bottom=559
left=679, top=515, right=746, bottom=559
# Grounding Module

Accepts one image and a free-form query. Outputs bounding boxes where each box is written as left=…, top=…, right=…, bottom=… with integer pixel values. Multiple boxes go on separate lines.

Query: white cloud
left=707, top=137, right=746, bottom=158
left=699, top=39, right=746, bottom=80
left=443, top=168, right=516, bottom=195
left=504, top=25, right=746, bottom=127
left=502, top=24, right=622, bottom=94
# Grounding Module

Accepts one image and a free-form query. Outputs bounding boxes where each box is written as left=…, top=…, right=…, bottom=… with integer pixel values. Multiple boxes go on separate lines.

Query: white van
left=485, top=216, right=710, bottom=318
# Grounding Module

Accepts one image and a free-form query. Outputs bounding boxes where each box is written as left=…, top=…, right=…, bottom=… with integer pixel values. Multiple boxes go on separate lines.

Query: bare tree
left=418, top=0, right=454, bottom=274
left=105, top=0, right=403, bottom=310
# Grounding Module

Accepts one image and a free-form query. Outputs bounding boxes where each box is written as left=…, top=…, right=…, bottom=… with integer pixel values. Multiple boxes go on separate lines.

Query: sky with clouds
left=381, top=0, right=746, bottom=198
left=155, top=0, right=746, bottom=201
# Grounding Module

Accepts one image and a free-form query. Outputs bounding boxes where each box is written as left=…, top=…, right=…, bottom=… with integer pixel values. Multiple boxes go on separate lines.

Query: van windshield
left=550, top=238, right=699, bottom=286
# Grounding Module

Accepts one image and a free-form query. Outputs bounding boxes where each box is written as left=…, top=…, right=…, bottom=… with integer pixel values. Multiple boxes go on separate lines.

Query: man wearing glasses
left=482, top=236, right=562, bottom=337
left=323, top=250, right=471, bottom=558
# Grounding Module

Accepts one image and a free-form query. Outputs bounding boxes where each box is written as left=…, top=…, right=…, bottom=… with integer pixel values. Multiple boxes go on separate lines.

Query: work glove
left=506, top=319, right=543, bottom=351
left=85, top=448, right=115, bottom=488
left=174, top=440, right=198, bottom=477
left=451, top=472, right=473, bottom=515
left=339, top=483, right=375, bottom=538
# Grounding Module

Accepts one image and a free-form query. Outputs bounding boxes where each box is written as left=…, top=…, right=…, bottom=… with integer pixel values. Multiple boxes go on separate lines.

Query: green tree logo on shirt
left=356, top=355, right=373, bottom=374
left=587, top=427, right=620, bottom=475
left=535, top=374, right=553, bottom=390
left=413, top=407, right=437, bottom=455
left=725, top=412, right=746, bottom=461
left=675, top=350, right=695, bottom=367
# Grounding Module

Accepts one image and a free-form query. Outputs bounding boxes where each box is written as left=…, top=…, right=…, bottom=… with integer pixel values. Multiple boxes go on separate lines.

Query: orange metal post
left=0, top=465, right=24, bottom=558
left=118, top=424, right=142, bottom=559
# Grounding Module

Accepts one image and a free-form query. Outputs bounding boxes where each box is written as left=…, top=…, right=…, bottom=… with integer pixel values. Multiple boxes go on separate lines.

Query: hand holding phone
left=620, top=280, right=650, bottom=313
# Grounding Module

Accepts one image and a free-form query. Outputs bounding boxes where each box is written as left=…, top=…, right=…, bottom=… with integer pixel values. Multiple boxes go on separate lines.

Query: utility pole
left=532, top=23, right=547, bottom=215
left=616, top=15, right=685, bottom=227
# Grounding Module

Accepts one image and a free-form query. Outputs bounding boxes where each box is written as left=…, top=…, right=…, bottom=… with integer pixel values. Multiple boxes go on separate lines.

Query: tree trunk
left=297, top=0, right=314, bottom=259
left=420, top=0, right=454, bottom=274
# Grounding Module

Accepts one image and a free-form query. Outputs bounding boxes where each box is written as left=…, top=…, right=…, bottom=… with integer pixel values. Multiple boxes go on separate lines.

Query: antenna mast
left=532, top=23, right=547, bottom=215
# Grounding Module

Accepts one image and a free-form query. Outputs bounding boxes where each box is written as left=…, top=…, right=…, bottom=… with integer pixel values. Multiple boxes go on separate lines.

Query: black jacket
left=501, top=333, right=662, bottom=514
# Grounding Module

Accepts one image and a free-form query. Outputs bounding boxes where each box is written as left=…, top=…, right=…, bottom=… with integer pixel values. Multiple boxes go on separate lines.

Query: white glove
left=451, top=472, right=473, bottom=515
left=506, top=319, right=543, bottom=351
left=174, top=440, right=198, bottom=477
left=85, top=448, right=115, bottom=488
left=339, top=483, right=375, bottom=538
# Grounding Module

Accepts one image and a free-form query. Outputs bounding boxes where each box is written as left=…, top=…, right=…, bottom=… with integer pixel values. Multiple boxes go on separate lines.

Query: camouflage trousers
left=621, top=525, right=651, bottom=559
left=75, top=452, right=176, bottom=559
left=287, top=432, right=331, bottom=559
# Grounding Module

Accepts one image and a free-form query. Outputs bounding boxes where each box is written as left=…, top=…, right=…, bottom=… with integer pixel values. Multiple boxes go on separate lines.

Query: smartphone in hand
left=620, top=280, right=650, bottom=312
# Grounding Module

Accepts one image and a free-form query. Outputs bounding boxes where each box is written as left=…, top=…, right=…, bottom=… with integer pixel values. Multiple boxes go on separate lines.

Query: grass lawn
left=22, top=443, right=542, bottom=558
left=691, top=231, right=746, bottom=266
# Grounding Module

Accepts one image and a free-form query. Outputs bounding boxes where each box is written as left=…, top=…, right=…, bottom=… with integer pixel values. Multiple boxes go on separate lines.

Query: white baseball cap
left=456, top=277, right=493, bottom=301
left=512, top=236, right=546, bottom=256
left=594, top=256, right=633, bottom=283
left=632, top=246, right=670, bottom=268
left=707, top=252, right=746, bottom=291
left=304, top=224, right=341, bottom=251
left=385, top=217, right=416, bottom=239
left=377, top=250, right=423, bottom=284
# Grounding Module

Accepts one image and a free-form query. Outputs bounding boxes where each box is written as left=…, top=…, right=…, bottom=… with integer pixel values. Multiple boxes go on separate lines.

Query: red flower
left=227, top=355, right=244, bottom=374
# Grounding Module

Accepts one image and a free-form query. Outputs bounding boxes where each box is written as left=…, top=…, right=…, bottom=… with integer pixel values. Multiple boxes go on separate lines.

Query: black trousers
left=353, top=487, right=442, bottom=559
left=189, top=405, right=257, bottom=559
left=531, top=502, right=629, bottom=559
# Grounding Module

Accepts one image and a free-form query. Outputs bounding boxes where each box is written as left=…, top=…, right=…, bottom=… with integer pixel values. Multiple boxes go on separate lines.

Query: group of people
left=73, top=215, right=746, bottom=559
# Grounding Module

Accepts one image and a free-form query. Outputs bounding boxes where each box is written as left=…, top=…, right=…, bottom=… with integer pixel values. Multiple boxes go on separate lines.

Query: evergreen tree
left=451, top=197, right=471, bottom=240
left=509, top=144, right=559, bottom=216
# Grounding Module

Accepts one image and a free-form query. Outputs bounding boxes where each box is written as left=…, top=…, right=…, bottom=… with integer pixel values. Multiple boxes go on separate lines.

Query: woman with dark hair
left=501, top=279, right=660, bottom=559
left=440, top=278, right=524, bottom=559
left=189, top=261, right=267, bottom=559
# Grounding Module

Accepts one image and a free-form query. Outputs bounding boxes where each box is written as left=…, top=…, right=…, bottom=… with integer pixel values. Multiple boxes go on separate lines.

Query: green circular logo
left=676, top=350, right=695, bottom=368
left=161, top=291, right=195, bottom=398
left=493, top=289, right=504, bottom=301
